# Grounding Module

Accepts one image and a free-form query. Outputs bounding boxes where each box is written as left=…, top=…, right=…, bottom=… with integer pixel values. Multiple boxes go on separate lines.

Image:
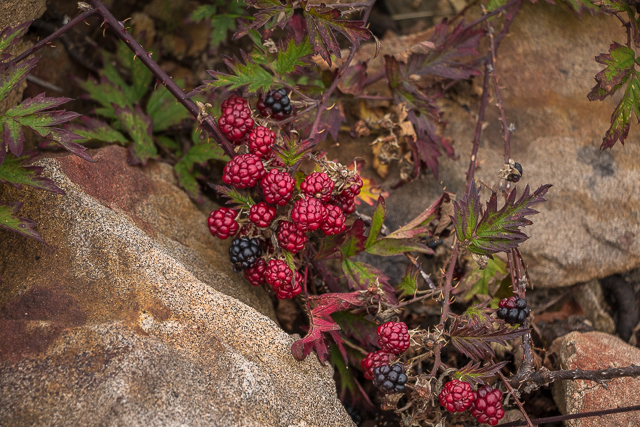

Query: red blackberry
left=439, top=379, right=475, bottom=413
left=248, top=126, right=276, bottom=158
left=222, top=154, right=266, bottom=189
left=361, top=350, right=392, bottom=380
left=291, top=197, right=328, bottom=232
left=217, top=95, right=255, bottom=142
left=372, top=363, right=408, bottom=394
left=265, top=259, right=302, bottom=299
left=207, top=207, right=238, bottom=240
left=244, top=258, right=267, bottom=286
left=261, top=169, right=295, bottom=206
left=471, top=385, right=505, bottom=426
left=332, top=193, right=356, bottom=214
left=496, top=296, right=530, bottom=325
left=321, top=204, right=346, bottom=236
left=275, top=270, right=303, bottom=299
left=249, top=202, right=276, bottom=228
left=300, top=172, right=334, bottom=203
left=229, top=237, right=262, bottom=272
left=276, top=221, right=308, bottom=253
left=377, top=321, right=410, bottom=354
left=257, top=88, right=292, bottom=120
left=343, top=175, right=363, bottom=198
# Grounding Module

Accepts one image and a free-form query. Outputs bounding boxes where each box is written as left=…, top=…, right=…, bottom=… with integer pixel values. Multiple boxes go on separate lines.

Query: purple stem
left=499, top=405, right=640, bottom=427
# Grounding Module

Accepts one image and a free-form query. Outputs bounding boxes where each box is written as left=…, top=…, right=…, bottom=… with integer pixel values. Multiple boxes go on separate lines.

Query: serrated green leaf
left=342, top=259, right=387, bottom=291
left=594, top=0, right=629, bottom=13
left=77, top=75, right=132, bottom=119
left=366, top=238, right=434, bottom=257
left=5, top=94, right=74, bottom=118
left=15, top=111, right=81, bottom=136
left=601, top=72, right=640, bottom=149
left=0, top=153, right=63, bottom=194
left=0, top=202, right=44, bottom=243
left=209, top=15, right=238, bottom=49
left=3, top=118, right=24, bottom=156
left=464, top=257, right=507, bottom=301
left=205, top=58, right=274, bottom=93
left=0, top=21, right=31, bottom=56
left=592, top=43, right=635, bottom=95
left=365, top=196, right=385, bottom=249
left=453, top=180, right=483, bottom=243
left=274, top=37, right=313, bottom=76
left=397, top=265, right=419, bottom=297
left=114, top=104, right=157, bottom=166
left=190, top=5, right=217, bottom=21
left=157, top=135, right=182, bottom=156
left=116, top=41, right=153, bottom=101
left=331, top=311, right=378, bottom=348
left=65, top=116, right=128, bottom=144
left=0, top=58, right=38, bottom=103
left=210, top=184, right=256, bottom=209
left=146, top=82, right=191, bottom=132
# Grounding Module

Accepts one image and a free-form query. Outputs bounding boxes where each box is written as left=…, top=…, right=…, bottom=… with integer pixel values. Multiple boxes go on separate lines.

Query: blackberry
left=249, top=202, right=276, bottom=228
left=248, top=126, right=276, bottom=158
left=229, top=237, right=262, bottom=272
left=496, top=296, right=530, bottom=325
left=321, top=204, right=346, bottom=236
left=377, top=321, right=410, bottom=354
left=207, top=207, right=238, bottom=240
left=291, top=197, right=328, bottom=232
left=507, top=162, right=523, bottom=183
left=361, top=350, right=392, bottom=380
left=276, top=221, right=308, bottom=254
left=300, top=172, right=334, bottom=203
left=257, top=88, right=292, bottom=120
left=471, top=385, right=505, bottom=426
left=217, top=95, right=255, bottom=142
left=261, top=169, right=295, bottom=206
left=265, top=259, right=302, bottom=299
left=244, top=258, right=267, bottom=286
left=439, top=379, right=475, bottom=413
left=222, top=153, right=266, bottom=189
left=372, top=363, right=408, bottom=394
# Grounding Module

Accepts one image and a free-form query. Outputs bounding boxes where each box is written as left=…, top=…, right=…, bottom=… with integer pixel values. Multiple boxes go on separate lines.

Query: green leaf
left=204, top=58, right=273, bottom=94
left=366, top=238, right=434, bottom=257
left=274, top=37, right=313, bottom=76
left=146, top=82, right=191, bottom=132
left=5, top=94, right=74, bottom=118
left=190, top=5, right=217, bottom=21
left=0, top=202, right=44, bottom=243
left=116, top=41, right=153, bottom=102
left=464, top=257, right=507, bottom=301
left=209, top=15, right=238, bottom=49
left=3, top=118, right=24, bottom=156
left=157, top=135, right=181, bottom=156
left=454, top=361, right=510, bottom=388
left=342, top=259, right=387, bottom=291
left=0, top=153, right=63, bottom=194
left=452, top=180, right=483, bottom=243
left=397, top=264, right=419, bottom=297
left=77, top=75, right=132, bottom=119
left=176, top=141, right=231, bottom=200
left=174, top=162, right=200, bottom=202
left=65, top=116, right=128, bottom=144
left=601, top=72, right=640, bottom=149
left=364, top=196, right=385, bottom=249
left=0, top=21, right=31, bottom=56
left=210, top=184, right=256, bottom=209
left=114, top=104, right=157, bottom=166
left=594, top=0, right=630, bottom=13
left=0, top=58, right=38, bottom=103
left=591, top=43, right=635, bottom=95
left=331, top=311, right=378, bottom=348
left=562, top=0, right=599, bottom=13
left=487, top=0, right=506, bottom=11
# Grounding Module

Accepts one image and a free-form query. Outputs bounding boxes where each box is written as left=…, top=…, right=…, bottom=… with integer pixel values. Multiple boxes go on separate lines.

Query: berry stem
left=498, top=371, right=534, bottom=427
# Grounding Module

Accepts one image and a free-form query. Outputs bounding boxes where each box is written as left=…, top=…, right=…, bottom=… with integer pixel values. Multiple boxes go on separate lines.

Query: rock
left=549, top=331, right=640, bottom=427
left=572, top=280, right=615, bottom=334
left=328, top=2, right=640, bottom=289
left=0, top=146, right=354, bottom=427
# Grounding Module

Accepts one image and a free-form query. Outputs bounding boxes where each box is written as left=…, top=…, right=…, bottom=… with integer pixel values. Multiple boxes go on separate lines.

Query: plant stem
left=498, top=404, right=640, bottom=427
left=10, top=9, right=99, bottom=65
left=465, top=63, right=491, bottom=192
left=439, top=244, right=459, bottom=324
left=498, top=371, right=534, bottom=427
left=486, top=18, right=512, bottom=163
left=84, top=0, right=235, bottom=158
left=464, top=0, right=522, bottom=31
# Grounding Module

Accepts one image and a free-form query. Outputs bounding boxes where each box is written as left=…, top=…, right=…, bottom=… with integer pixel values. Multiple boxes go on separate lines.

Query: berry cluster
left=497, top=296, right=530, bottom=325
left=438, top=380, right=505, bottom=426
left=361, top=321, right=411, bottom=394
left=208, top=94, right=363, bottom=300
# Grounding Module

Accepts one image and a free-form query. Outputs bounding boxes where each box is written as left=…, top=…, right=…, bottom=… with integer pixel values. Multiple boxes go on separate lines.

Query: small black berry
left=497, top=296, right=530, bottom=325
left=372, top=363, right=408, bottom=394
left=257, top=88, right=293, bottom=120
left=229, top=237, right=262, bottom=272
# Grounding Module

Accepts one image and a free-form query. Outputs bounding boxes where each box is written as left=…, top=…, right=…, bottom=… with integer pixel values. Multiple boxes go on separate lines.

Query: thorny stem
left=509, top=364, right=640, bottom=390
left=465, top=64, right=491, bottom=192
left=308, top=0, right=376, bottom=141
left=10, top=9, right=99, bottom=65
left=498, top=371, right=534, bottom=427
left=614, top=13, right=632, bottom=48
left=439, top=244, right=459, bottom=324
left=499, top=404, right=640, bottom=427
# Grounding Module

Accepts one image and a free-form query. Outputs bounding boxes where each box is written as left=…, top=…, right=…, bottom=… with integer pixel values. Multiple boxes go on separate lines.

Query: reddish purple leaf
left=43, top=128, right=95, bottom=163
left=0, top=57, right=38, bottom=103
left=338, top=62, right=367, bottom=96
left=0, top=202, right=44, bottom=243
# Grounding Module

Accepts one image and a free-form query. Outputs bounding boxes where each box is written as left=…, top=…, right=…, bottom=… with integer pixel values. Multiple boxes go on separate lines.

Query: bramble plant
left=2, top=0, right=640, bottom=426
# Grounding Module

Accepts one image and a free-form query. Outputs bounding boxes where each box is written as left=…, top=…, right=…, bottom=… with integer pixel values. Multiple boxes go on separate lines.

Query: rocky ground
left=1, top=0, right=640, bottom=426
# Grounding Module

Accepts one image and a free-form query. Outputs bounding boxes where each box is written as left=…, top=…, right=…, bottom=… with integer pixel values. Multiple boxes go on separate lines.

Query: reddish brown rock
left=0, top=146, right=354, bottom=426
left=550, top=331, right=640, bottom=427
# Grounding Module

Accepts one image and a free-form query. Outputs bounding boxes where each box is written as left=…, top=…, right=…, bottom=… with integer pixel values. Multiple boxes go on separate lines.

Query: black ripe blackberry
left=372, top=363, right=408, bottom=394
left=229, top=237, right=262, bottom=272
left=257, top=88, right=292, bottom=120
left=497, top=296, right=530, bottom=325
left=507, top=162, right=523, bottom=182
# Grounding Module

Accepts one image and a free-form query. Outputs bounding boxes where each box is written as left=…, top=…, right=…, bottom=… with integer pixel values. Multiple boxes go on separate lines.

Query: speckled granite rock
left=0, top=146, right=354, bottom=427
left=550, top=331, right=640, bottom=427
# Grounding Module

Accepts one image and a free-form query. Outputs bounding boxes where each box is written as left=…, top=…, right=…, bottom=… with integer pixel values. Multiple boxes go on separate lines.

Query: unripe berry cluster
left=361, top=321, right=411, bottom=394
left=438, top=380, right=505, bottom=425
left=208, top=94, right=364, bottom=300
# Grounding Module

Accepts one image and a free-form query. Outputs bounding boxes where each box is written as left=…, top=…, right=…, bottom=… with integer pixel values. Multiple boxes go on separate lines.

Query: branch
left=465, top=63, right=491, bottom=192
left=499, top=404, right=640, bottom=427
left=498, top=371, right=534, bottom=427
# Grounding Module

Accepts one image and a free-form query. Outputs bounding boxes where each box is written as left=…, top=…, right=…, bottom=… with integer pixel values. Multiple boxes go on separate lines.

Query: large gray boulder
left=0, top=146, right=354, bottom=426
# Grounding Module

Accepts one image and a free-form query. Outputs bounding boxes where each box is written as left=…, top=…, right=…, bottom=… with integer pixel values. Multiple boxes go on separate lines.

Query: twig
left=9, top=8, right=98, bottom=65
left=463, top=0, right=522, bottom=31
left=465, top=63, right=491, bottom=192
left=498, top=371, right=534, bottom=427
left=439, top=244, right=459, bottom=324
left=499, top=404, right=640, bottom=427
